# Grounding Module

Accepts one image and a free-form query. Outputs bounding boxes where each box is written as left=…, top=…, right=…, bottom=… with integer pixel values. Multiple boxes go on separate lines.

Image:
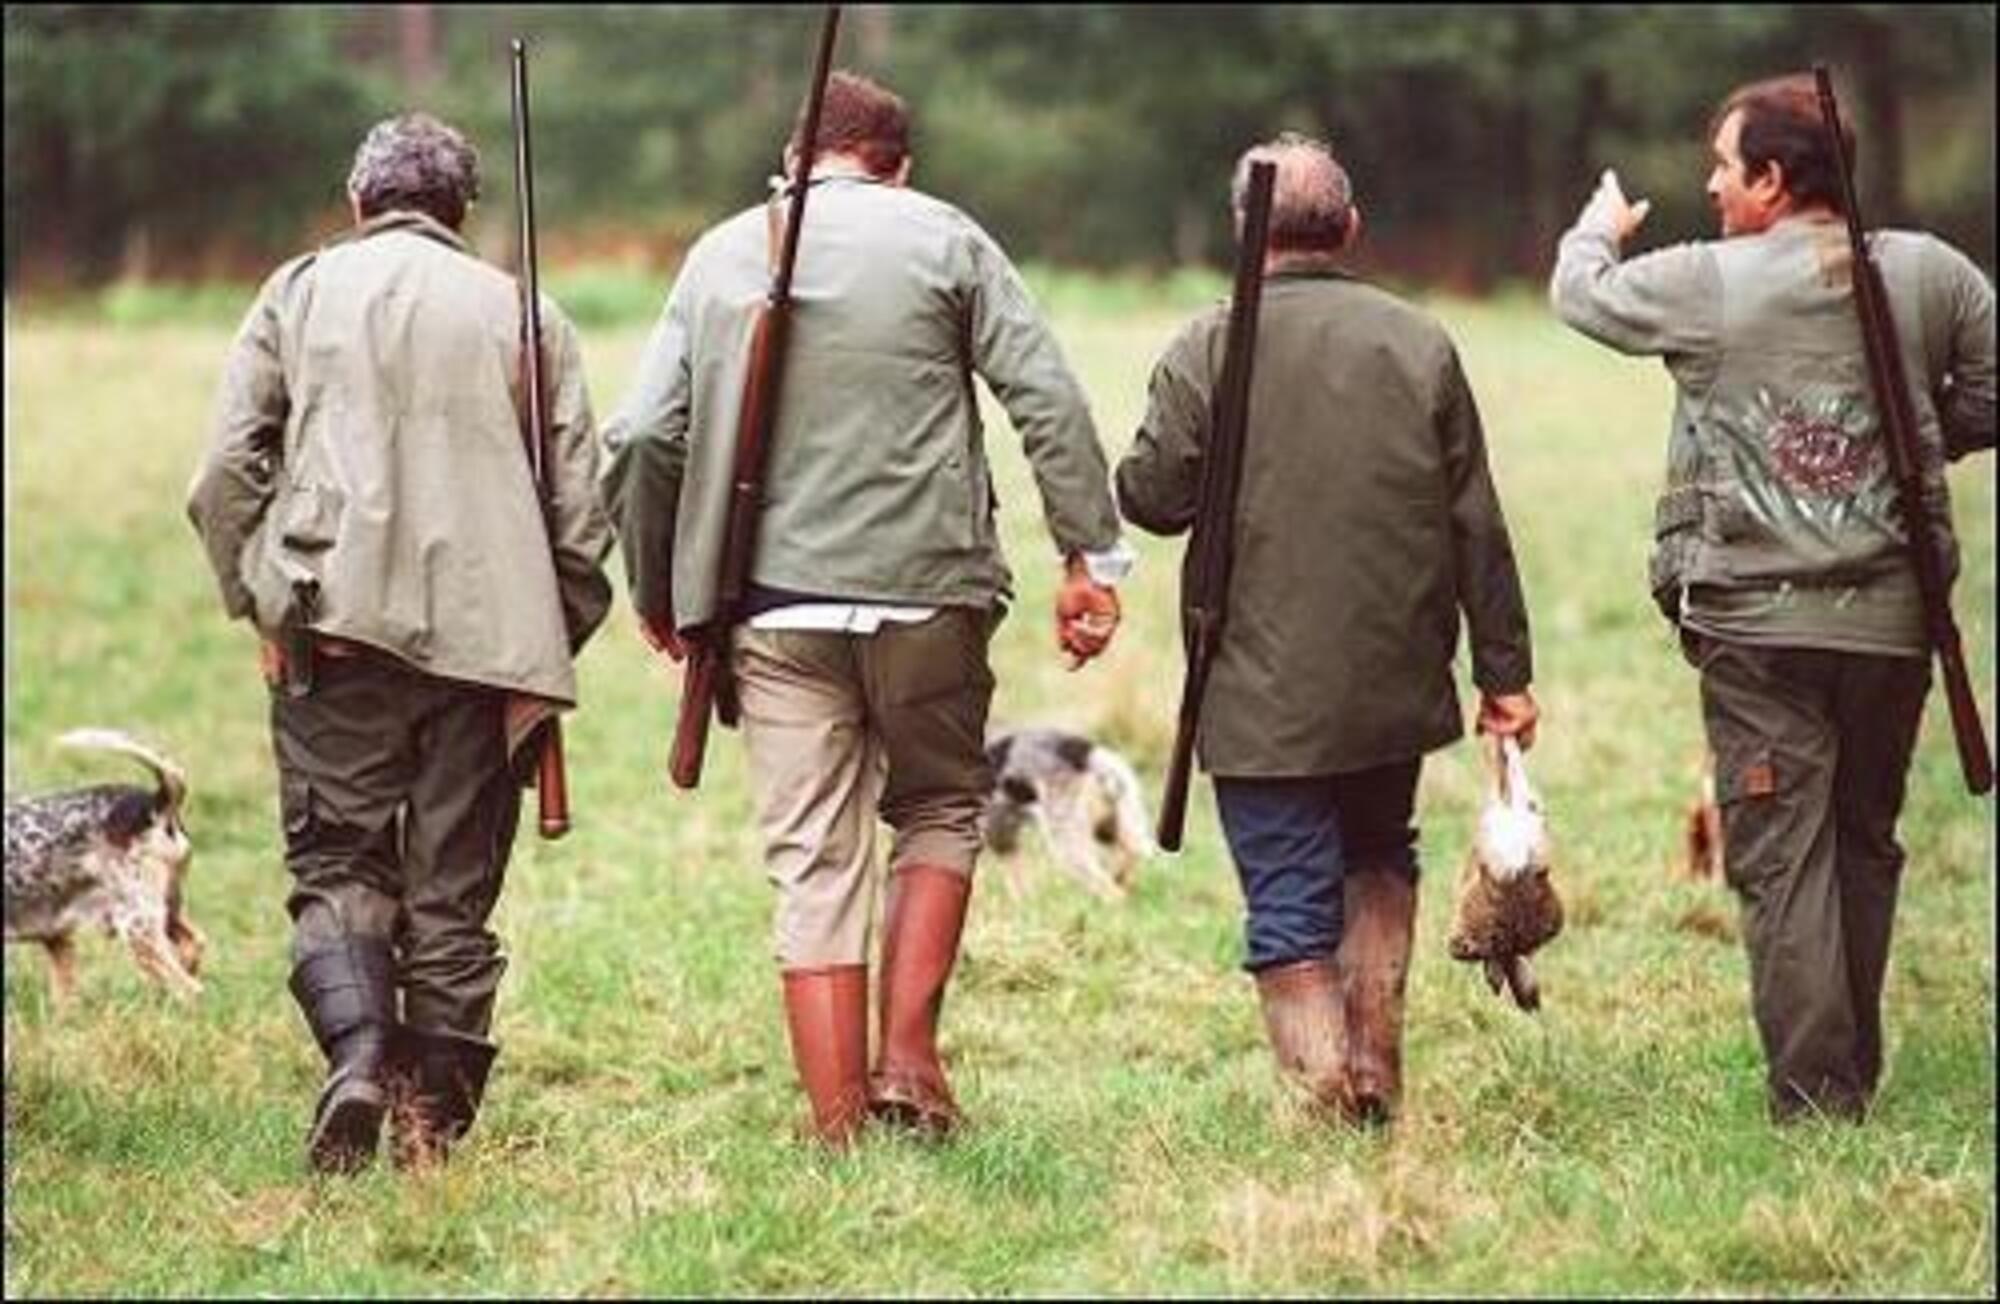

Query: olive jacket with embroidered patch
left=1550, top=209, right=1995, bottom=653
left=1116, top=266, right=1535, bottom=777
left=187, top=211, right=613, bottom=705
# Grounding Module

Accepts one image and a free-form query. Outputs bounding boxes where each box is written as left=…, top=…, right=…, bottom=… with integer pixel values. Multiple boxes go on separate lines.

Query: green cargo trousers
left=270, top=647, right=523, bottom=1038
left=1682, top=630, right=1931, bottom=1122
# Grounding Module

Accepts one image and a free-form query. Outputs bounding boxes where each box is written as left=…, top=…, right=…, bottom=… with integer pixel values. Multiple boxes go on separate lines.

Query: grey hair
left=1231, top=132, right=1354, bottom=252
left=346, top=113, right=480, bottom=229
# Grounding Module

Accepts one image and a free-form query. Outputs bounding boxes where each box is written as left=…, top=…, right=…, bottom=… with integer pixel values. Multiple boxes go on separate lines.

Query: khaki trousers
left=1683, top=630, right=1931, bottom=1121
left=734, top=609, right=996, bottom=967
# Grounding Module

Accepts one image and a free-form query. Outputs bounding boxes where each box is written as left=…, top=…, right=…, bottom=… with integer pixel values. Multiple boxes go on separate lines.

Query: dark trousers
left=1683, top=631, right=1931, bottom=1121
left=1213, top=761, right=1422, bottom=973
left=271, top=650, right=523, bottom=1038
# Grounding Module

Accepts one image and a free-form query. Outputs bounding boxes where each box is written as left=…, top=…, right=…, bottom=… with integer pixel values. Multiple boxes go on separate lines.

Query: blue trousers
left=1213, top=761, right=1421, bottom=974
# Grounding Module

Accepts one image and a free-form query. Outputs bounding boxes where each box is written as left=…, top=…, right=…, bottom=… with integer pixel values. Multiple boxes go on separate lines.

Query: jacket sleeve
left=1114, top=321, right=1210, bottom=536
left=1927, top=239, right=1997, bottom=461
left=186, top=269, right=291, bottom=622
left=1437, top=345, right=1533, bottom=696
left=1549, top=212, right=1721, bottom=375
left=541, top=308, right=615, bottom=654
left=961, top=225, right=1122, bottom=558
left=598, top=276, right=693, bottom=629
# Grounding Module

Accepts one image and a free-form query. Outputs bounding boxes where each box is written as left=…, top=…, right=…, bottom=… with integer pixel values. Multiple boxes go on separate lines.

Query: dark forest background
left=6, top=4, right=1994, bottom=293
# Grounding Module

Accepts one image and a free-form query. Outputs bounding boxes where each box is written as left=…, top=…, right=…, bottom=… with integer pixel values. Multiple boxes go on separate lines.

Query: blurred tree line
left=5, top=4, right=1994, bottom=293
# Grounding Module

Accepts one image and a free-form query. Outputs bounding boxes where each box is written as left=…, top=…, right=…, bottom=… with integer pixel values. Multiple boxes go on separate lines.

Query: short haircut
left=790, top=70, right=910, bottom=178
left=346, top=113, right=481, bottom=230
left=1232, top=133, right=1354, bottom=254
left=1712, top=73, right=1854, bottom=212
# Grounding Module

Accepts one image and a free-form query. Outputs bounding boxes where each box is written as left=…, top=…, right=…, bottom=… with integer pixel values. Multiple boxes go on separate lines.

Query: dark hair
left=1232, top=133, right=1355, bottom=254
left=790, top=70, right=909, bottom=178
left=347, top=113, right=481, bottom=229
left=1712, top=74, right=1854, bottom=212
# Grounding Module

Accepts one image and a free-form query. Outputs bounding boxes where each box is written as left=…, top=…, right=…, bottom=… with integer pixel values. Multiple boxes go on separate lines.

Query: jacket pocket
left=279, top=483, right=345, bottom=553
left=1711, top=742, right=1802, bottom=893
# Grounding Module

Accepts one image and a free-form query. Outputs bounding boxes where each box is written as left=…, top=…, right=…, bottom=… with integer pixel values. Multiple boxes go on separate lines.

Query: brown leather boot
left=781, top=964, right=871, bottom=1148
left=1253, top=957, right=1351, bottom=1114
left=870, top=864, right=971, bottom=1137
left=1335, top=865, right=1418, bottom=1126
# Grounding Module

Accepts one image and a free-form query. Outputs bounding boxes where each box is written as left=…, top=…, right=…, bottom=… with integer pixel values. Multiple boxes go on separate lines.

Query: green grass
left=4, top=286, right=1993, bottom=1297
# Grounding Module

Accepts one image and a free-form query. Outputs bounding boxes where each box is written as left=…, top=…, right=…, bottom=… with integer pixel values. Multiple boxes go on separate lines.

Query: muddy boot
left=1253, top=956, right=1351, bottom=1115
left=289, top=936, right=398, bottom=1174
left=390, top=1025, right=499, bottom=1169
left=1335, top=866, right=1418, bottom=1126
left=781, top=964, right=871, bottom=1148
left=869, top=865, right=971, bottom=1138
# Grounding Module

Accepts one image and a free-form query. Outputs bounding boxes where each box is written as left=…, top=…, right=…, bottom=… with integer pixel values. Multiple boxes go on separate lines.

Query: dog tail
left=1088, top=746, right=1158, bottom=859
left=57, top=728, right=187, bottom=814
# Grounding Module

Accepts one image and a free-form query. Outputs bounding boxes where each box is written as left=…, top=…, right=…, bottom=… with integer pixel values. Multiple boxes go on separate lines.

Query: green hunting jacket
left=598, top=173, right=1122, bottom=631
left=187, top=211, right=613, bottom=705
left=1117, top=263, right=1534, bottom=777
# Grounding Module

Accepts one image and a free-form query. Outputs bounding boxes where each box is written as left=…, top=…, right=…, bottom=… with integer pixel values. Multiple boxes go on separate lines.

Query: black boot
left=289, top=937, right=398, bottom=1174
left=391, top=1026, right=498, bottom=1168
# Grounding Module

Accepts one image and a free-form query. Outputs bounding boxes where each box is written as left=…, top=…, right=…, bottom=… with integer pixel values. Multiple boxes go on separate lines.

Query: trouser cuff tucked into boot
left=1253, top=956, right=1351, bottom=1115
left=289, top=936, right=399, bottom=1173
left=782, top=964, right=872, bottom=1148
left=870, top=864, right=972, bottom=1138
left=390, top=1025, right=499, bottom=1169
left=1336, top=863, right=1418, bottom=1127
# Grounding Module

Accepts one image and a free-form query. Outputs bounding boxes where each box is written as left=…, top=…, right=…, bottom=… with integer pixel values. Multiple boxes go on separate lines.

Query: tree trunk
left=398, top=3, right=440, bottom=94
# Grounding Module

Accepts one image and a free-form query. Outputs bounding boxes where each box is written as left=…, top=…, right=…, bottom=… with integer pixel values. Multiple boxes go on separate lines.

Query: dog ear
left=1053, top=734, right=1094, bottom=772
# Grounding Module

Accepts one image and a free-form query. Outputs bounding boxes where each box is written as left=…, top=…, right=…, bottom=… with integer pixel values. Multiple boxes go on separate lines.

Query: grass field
left=3, top=284, right=1994, bottom=1297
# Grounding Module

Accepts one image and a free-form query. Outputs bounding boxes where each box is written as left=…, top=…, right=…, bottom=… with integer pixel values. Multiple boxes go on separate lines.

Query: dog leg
left=122, top=916, right=204, bottom=1000
left=1043, top=796, right=1126, bottom=903
left=168, top=911, right=208, bottom=979
left=43, top=935, right=78, bottom=1008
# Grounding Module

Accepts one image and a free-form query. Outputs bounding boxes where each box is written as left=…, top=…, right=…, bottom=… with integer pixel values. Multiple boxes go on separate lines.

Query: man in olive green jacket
left=1118, top=134, right=1539, bottom=1126
left=1551, top=74, right=1994, bottom=1123
left=601, top=71, right=1129, bottom=1147
left=188, top=114, right=613, bottom=1172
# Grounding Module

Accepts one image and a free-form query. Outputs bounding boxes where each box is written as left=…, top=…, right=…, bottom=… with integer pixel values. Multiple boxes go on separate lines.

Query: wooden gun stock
left=537, top=720, right=571, bottom=836
left=669, top=646, right=720, bottom=790
left=1815, top=66, right=1992, bottom=796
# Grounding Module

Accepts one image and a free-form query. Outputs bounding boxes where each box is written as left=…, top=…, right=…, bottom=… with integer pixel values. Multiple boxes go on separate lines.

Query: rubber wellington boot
left=390, top=1025, right=499, bottom=1169
left=1335, top=866, right=1418, bottom=1126
left=870, top=864, right=972, bottom=1138
left=781, top=964, right=872, bottom=1147
left=289, top=936, right=398, bottom=1173
left=1253, top=956, right=1351, bottom=1115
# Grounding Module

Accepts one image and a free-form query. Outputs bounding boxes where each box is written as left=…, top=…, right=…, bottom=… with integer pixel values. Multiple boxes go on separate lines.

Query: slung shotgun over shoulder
left=1157, top=159, right=1277, bottom=851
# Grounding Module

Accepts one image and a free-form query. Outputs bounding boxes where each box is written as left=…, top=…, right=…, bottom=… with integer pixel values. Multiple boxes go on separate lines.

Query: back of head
left=347, top=112, right=481, bottom=230
left=790, top=70, right=910, bottom=179
left=1713, top=73, right=1853, bottom=213
left=1233, top=132, right=1355, bottom=254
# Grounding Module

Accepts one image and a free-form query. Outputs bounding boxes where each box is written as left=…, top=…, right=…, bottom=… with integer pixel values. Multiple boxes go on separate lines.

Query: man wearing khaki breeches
left=602, top=71, right=1130, bottom=1146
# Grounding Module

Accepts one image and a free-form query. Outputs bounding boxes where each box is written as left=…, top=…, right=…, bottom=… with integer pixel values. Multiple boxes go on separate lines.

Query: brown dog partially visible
left=4, top=730, right=204, bottom=1003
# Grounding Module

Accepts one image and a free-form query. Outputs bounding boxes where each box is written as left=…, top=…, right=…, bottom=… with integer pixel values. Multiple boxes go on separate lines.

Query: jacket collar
left=331, top=209, right=471, bottom=254
left=1266, top=252, right=1351, bottom=282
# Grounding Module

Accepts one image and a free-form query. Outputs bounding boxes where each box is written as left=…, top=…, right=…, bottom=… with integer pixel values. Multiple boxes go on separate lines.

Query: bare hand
left=1477, top=690, right=1540, bottom=751
left=638, top=612, right=686, bottom=663
left=1055, top=557, right=1120, bottom=669
left=259, top=638, right=284, bottom=686
left=1582, top=168, right=1652, bottom=244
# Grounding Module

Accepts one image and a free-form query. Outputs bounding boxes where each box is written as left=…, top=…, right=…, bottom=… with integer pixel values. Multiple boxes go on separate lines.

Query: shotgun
left=669, top=5, right=842, bottom=790
left=1157, top=160, right=1277, bottom=850
left=1814, top=64, right=1992, bottom=796
left=510, top=37, right=573, bottom=836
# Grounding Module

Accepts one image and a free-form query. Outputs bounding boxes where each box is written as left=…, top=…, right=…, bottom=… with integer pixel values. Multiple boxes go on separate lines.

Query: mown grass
left=3, top=281, right=1993, bottom=1297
